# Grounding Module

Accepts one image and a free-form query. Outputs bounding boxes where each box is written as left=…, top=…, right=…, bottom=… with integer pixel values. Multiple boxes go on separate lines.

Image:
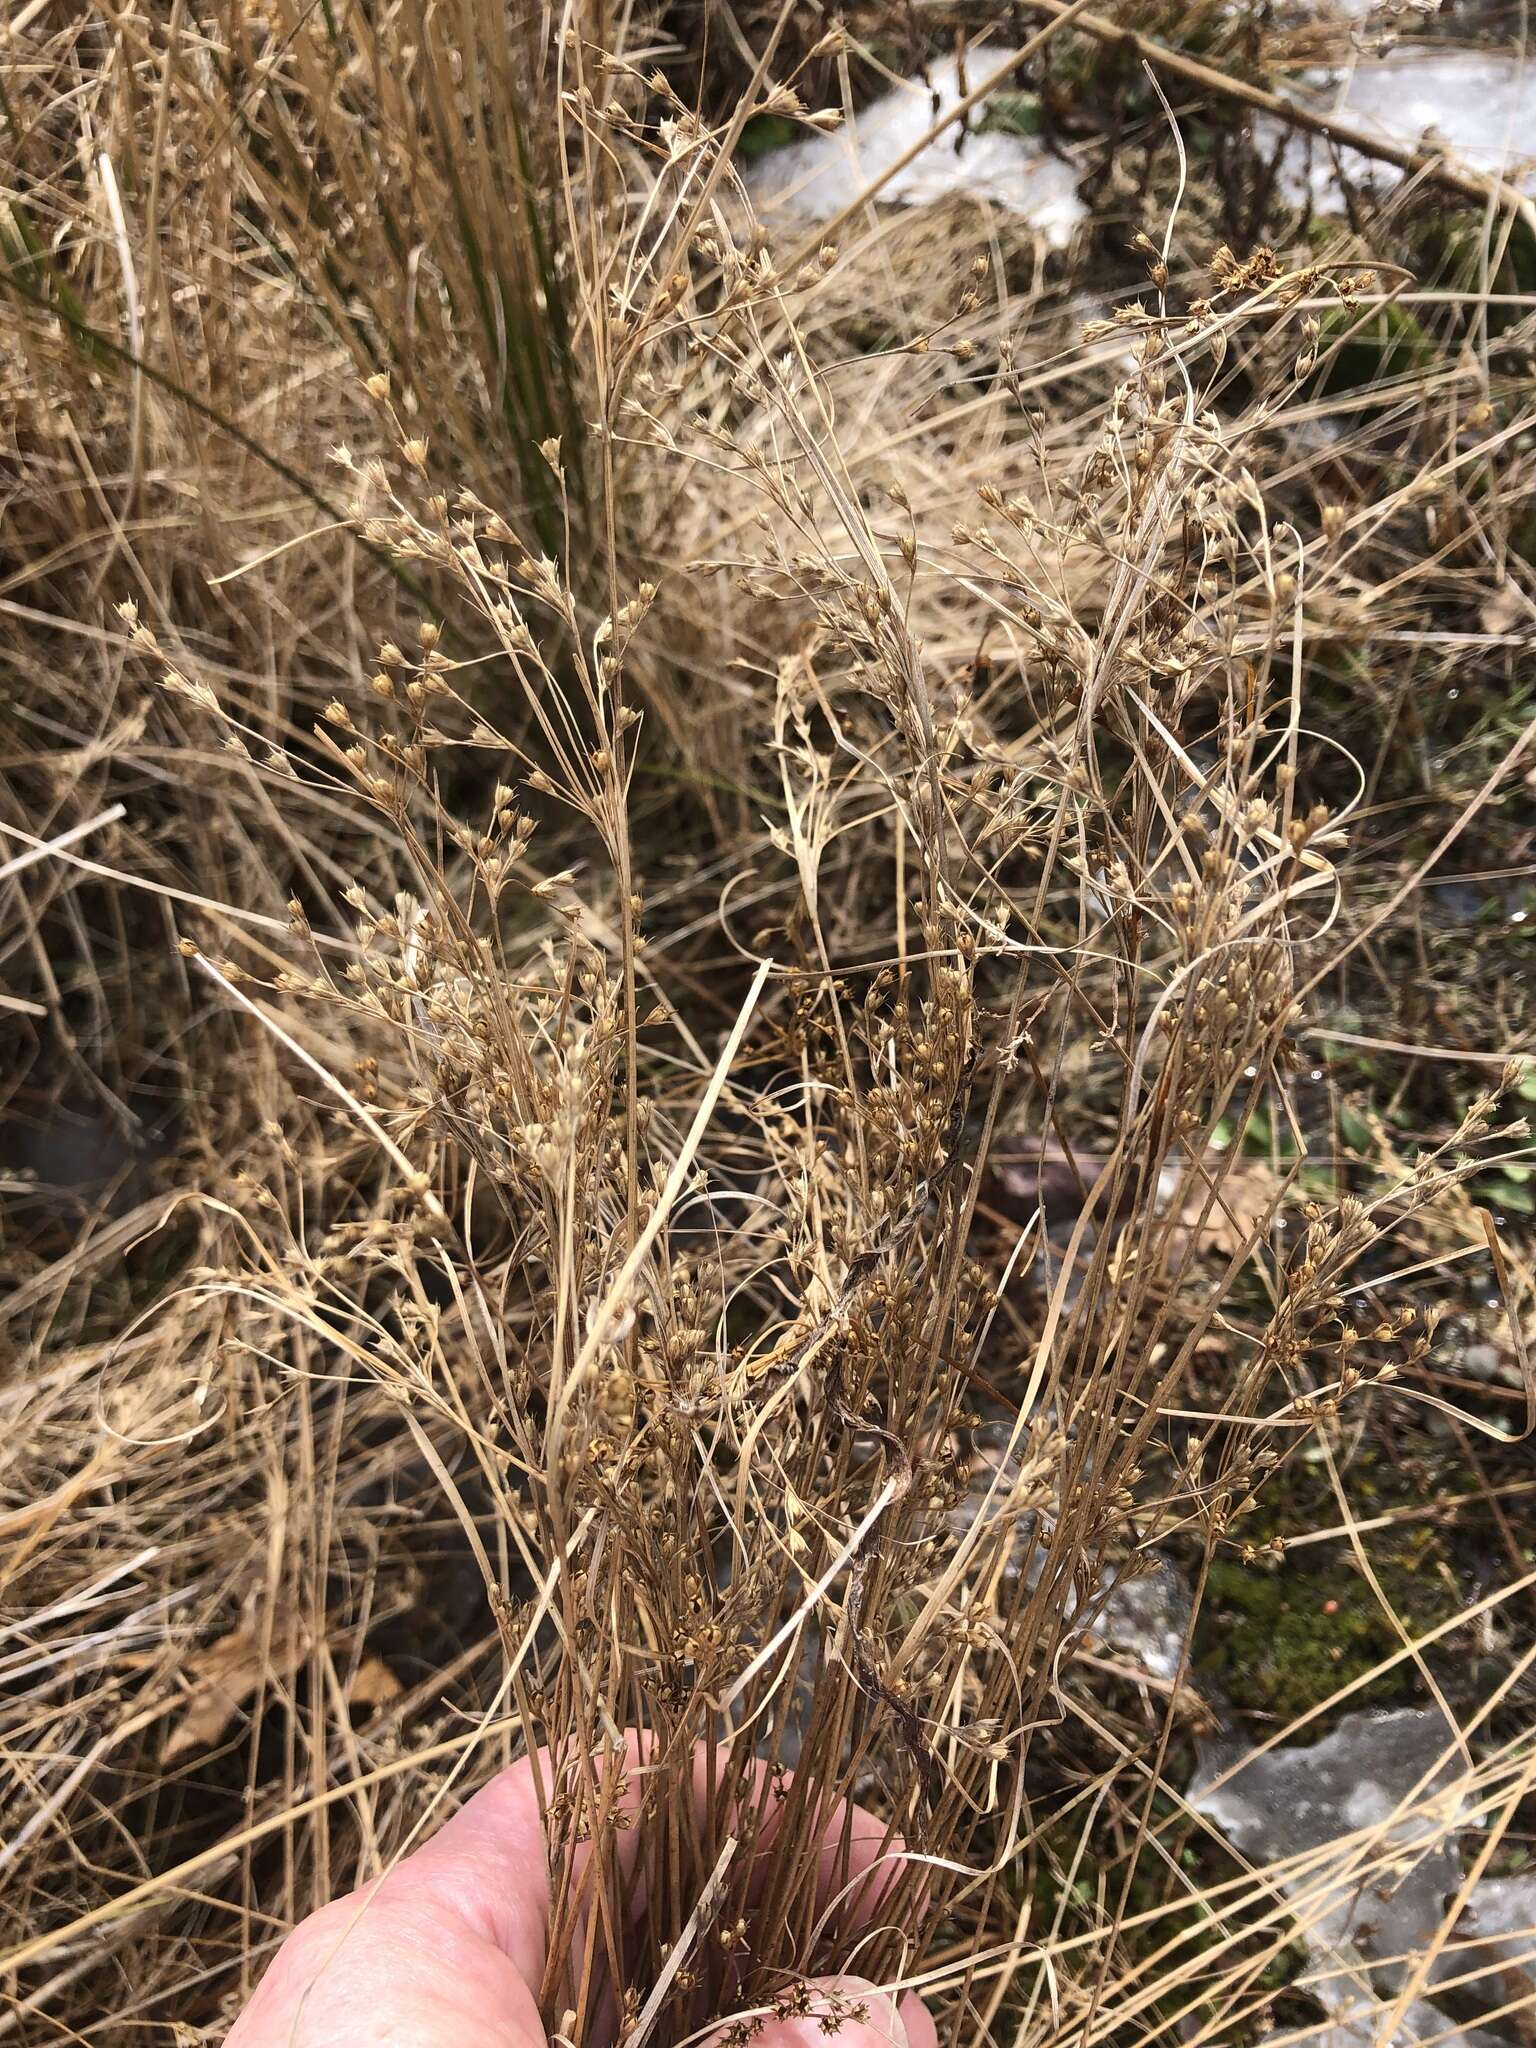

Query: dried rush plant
left=123, top=101, right=1513, bottom=2044
left=9, top=23, right=1531, bottom=2048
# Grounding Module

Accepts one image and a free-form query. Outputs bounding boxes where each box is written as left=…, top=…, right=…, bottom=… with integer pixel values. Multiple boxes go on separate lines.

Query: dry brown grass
left=3, top=5, right=1535, bottom=2045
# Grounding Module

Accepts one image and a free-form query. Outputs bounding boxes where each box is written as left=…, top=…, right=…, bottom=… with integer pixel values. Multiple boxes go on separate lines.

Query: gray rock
left=1094, top=1554, right=1193, bottom=1683
left=1192, top=1708, right=1497, bottom=2048
left=1431, top=1874, right=1536, bottom=2029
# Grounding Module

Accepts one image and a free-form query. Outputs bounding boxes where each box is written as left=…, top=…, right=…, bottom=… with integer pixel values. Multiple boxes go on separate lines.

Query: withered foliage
left=3, top=9, right=1533, bottom=2046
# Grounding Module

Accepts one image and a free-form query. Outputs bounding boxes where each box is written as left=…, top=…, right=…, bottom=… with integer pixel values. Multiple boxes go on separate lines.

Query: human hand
left=226, top=1742, right=936, bottom=2048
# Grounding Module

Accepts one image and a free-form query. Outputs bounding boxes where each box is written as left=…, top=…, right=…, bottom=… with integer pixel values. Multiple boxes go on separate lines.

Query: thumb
left=736, top=1973, right=937, bottom=2048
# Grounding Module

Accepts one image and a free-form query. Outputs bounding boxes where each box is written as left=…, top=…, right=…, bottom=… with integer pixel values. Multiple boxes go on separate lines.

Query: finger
left=224, top=1883, right=542, bottom=2048
left=411, top=1737, right=911, bottom=1975
left=708, top=1973, right=936, bottom=2048
left=226, top=1744, right=645, bottom=2042
left=733, top=1756, right=914, bottom=1936
left=250, top=1734, right=921, bottom=2033
left=395, top=1750, right=555, bottom=1986
left=898, top=1987, right=940, bottom=2048
left=687, top=1749, right=909, bottom=1910
left=401, top=1729, right=685, bottom=2025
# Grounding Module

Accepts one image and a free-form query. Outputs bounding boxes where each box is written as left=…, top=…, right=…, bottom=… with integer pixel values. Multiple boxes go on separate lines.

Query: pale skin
left=226, top=1742, right=938, bottom=2048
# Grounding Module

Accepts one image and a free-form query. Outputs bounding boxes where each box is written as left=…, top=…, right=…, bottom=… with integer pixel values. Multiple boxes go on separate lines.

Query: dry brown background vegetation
left=2, top=2, right=1535, bottom=2043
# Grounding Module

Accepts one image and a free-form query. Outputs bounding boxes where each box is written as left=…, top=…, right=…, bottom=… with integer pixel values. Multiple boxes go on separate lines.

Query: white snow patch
left=1262, top=50, right=1536, bottom=208
left=750, top=54, right=1086, bottom=246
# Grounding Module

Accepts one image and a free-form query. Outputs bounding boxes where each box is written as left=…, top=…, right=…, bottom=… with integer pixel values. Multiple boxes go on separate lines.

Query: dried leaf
left=163, top=1612, right=310, bottom=1762
left=1480, top=578, right=1529, bottom=637
left=347, top=1652, right=402, bottom=1711
left=1166, top=1160, right=1282, bottom=1262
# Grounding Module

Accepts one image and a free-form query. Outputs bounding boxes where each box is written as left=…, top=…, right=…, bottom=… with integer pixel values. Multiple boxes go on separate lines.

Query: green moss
left=736, top=113, right=802, bottom=166
left=1194, top=1498, right=1463, bottom=1722
left=976, top=91, right=1041, bottom=140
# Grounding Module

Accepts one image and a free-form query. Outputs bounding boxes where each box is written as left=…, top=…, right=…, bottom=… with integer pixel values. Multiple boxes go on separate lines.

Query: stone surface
left=1192, top=1708, right=1506, bottom=2048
